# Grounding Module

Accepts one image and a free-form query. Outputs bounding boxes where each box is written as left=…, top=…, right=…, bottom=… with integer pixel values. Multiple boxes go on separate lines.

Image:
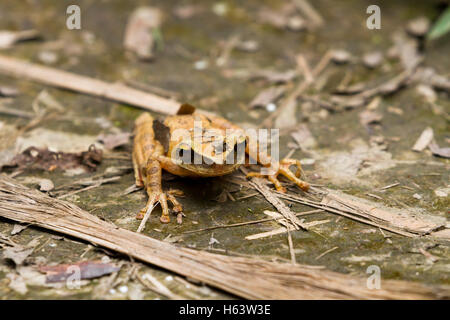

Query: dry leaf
left=39, top=260, right=120, bottom=283
left=3, top=247, right=34, bottom=265
left=6, top=273, right=28, bottom=295
left=406, top=17, right=430, bottom=37
left=274, top=98, right=297, bottom=128
left=249, top=86, right=286, bottom=109
left=97, top=132, right=130, bottom=150
left=7, top=145, right=102, bottom=172
left=291, top=124, right=317, bottom=149
left=362, top=51, right=383, bottom=68
left=0, top=29, right=39, bottom=49
left=11, top=224, right=28, bottom=236
left=39, top=179, right=54, bottom=192
left=0, top=85, right=19, bottom=97
left=412, top=127, right=434, bottom=152
left=124, top=7, right=163, bottom=60
left=429, top=141, right=450, bottom=159
left=359, top=110, right=383, bottom=126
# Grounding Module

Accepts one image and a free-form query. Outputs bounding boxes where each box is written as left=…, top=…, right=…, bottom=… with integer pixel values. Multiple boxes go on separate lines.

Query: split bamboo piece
left=0, top=175, right=447, bottom=300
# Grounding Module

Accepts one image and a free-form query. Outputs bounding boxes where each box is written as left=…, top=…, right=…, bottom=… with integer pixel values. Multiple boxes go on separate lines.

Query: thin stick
left=287, top=227, right=296, bottom=265
left=276, top=192, right=416, bottom=237
left=183, top=209, right=322, bottom=234
left=0, top=54, right=181, bottom=115
left=292, top=0, right=324, bottom=28
left=137, top=198, right=158, bottom=233
left=380, top=182, right=400, bottom=190
left=260, top=50, right=332, bottom=128
left=315, top=246, right=338, bottom=260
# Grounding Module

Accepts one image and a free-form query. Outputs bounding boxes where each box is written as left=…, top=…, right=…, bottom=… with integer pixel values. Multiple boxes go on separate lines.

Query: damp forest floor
left=0, top=0, right=449, bottom=299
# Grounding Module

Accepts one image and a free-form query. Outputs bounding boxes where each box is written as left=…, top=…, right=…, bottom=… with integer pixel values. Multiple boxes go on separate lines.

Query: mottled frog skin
left=133, top=112, right=309, bottom=224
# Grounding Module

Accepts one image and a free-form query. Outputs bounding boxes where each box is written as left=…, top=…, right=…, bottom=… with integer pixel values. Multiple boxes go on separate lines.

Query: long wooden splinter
left=0, top=176, right=447, bottom=299
left=0, top=54, right=180, bottom=115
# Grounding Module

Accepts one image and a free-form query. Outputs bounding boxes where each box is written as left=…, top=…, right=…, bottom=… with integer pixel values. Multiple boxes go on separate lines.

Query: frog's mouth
left=173, top=141, right=246, bottom=177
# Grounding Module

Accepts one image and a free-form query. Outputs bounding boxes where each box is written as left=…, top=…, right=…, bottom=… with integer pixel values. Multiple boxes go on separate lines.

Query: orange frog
left=132, top=109, right=309, bottom=224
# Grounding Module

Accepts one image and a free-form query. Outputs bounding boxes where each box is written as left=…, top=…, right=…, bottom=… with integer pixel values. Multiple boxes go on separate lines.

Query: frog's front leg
left=247, top=158, right=309, bottom=192
left=133, top=113, right=184, bottom=224
left=204, top=113, right=310, bottom=193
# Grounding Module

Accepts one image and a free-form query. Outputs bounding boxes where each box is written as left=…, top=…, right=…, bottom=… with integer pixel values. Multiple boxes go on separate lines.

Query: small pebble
left=165, top=276, right=173, bottom=282
left=119, top=285, right=128, bottom=293
left=38, top=51, right=58, bottom=64
left=287, top=16, right=305, bottom=31
left=236, top=40, right=259, bottom=52
left=363, top=51, right=383, bottom=68
left=300, top=158, right=316, bottom=165
left=413, top=193, right=422, bottom=200
left=407, top=17, right=430, bottom=37
left=39, top=179, right=54, bottom=192
left=266, top=103, right=276, bottom=112
left=212, top=2, right=228, bottom=16
left=331, top=49, right=352, bottom=64
left=194, top=60, right=208, bottom=70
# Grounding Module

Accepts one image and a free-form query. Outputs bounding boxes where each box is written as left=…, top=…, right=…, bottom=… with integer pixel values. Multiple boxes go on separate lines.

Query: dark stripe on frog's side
left=152, top=119, right=170, bottom=153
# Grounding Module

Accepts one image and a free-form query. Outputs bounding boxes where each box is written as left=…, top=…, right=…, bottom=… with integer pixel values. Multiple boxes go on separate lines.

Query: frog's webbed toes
left=137, top=191, right=184, bottom=225
left=246, top=158, right=309, bottom=192
left=278, top=158, right=309, bottom=191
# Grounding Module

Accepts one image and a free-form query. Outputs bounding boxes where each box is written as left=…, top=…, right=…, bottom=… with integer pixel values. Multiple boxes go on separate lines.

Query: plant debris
left=7, top=145, right=102, bottom=172
left=249, top=86, right=286, bottom=109
left=0, top=176, right=447, bottom=299
left=412, top=127, right=434, bottom=152
left=97, top=132, right=131, bottom=150
left=124, top=7, right=164, bottom=60
left=429, top=141, right=450, bottom=159
left=0, top=29, right=40, bottom=49
left=39, top=260, right=121, bottom=283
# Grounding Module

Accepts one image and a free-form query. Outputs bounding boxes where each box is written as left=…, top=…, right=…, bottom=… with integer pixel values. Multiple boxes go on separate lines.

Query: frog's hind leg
left=278, top=158, right=309, bottom=191
left=134, top=112, right=171, bottom=224
left=246, top=158, right=309, bottom=192
left=132, top=150, right=144, bottom=188
left=137, top=157, right=171, bottom=223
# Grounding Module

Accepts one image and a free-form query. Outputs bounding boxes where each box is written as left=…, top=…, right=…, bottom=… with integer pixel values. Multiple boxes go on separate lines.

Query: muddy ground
left=0, top=0, right=448, bottom=299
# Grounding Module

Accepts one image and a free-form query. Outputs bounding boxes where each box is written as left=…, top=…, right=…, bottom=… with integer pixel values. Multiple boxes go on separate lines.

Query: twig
left=276, top=192, right=416, bottom=237
left=287, top=227, right=296, bottom=265
left=136, top=272, right=182, bottom=299
left=183, top=209, right=322, bottom=234
left=57, top=176, right=121, bottom=199
left=315, top=246, right=338, bottom=260
left=380, top=182, right=400, bottom=190
left=245, top=219, right=329, bottom=240
left=137, top=199, right=158, bottom=233
left=260, top=50, right=332, bottom=128
left=0, top=54, right=181, bottom=115
left=249, top=178, right=309, bottom=230
left=292, top=0, right=324, bottom=28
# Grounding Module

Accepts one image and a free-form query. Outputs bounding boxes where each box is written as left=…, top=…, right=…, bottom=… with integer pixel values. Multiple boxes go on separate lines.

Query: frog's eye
left=234, top=138, right=246, bottom=152
left=177, top=147, right=195, bottom=164
left=212, top=141, right=227, bottom=154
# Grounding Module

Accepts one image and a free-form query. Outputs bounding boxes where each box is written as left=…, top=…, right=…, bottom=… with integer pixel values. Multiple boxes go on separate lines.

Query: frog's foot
left=246, top=158, right=309, bottom=193
left=136, top=191, right=184, bottom=224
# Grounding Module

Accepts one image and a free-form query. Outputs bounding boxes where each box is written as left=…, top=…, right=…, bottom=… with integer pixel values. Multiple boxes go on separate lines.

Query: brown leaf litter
left=39, top=260, right=121, bottom=283
left=0, top=29, right=40, bottom=49
left=6, top=145, right=102, bottom=172
left=124, top=7, right=163, bottom=60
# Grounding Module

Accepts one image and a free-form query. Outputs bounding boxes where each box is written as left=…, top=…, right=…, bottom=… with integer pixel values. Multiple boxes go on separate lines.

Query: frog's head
left=171, top=127, right=246, bottom=177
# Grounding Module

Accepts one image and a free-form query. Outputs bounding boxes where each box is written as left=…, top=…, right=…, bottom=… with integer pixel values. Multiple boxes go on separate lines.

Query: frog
left=132, top=108, right=309, bottom=224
